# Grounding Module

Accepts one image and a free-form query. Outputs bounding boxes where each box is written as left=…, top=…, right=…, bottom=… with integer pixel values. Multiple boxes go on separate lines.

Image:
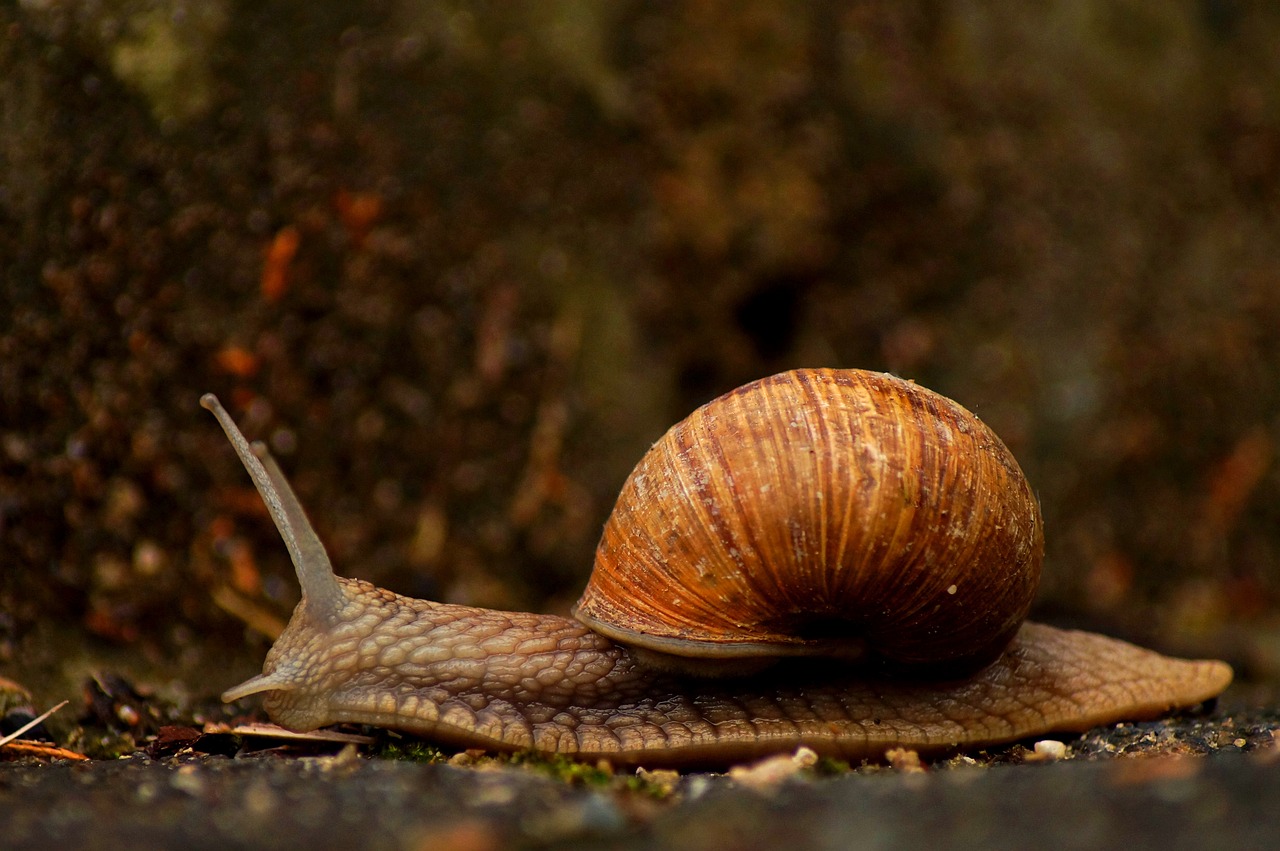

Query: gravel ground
left=3, top=706, right=1277, bottom=851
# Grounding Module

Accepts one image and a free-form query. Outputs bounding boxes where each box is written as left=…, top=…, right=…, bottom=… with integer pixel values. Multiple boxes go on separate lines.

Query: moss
left=369, top=738, right=449, bottom=764
left=507, top=751, right=617, bottom=786
left=499, top=751, right=672, bottom=798
left=70, top=729, right=140, bottom=761
left=812, top=755, right=854, bottom=776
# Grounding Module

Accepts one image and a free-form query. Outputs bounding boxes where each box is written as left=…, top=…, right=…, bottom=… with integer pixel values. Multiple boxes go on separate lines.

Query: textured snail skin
left=201, top=380, right=1233, bottom=768
left=232, top=577, right=1231, bottom=768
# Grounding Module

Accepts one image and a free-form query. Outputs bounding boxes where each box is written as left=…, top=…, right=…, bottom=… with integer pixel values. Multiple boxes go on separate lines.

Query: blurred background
left=3, top=0, right=1279, bottom=709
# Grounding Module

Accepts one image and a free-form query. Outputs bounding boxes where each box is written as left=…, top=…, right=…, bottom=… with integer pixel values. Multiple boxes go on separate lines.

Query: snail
left=202, top=369, right=1232, bottom=767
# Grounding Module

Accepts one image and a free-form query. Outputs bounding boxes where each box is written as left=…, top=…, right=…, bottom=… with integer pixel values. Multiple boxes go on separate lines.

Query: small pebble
left=1026, top=740, right=1068, bottom=762
left=728, top=746, right=820, bottom=789
left=171, top=765, right=207, bottom=797
left=885, top=747, right=926, bottom=773
left=635, top=767, right=680, bottom=796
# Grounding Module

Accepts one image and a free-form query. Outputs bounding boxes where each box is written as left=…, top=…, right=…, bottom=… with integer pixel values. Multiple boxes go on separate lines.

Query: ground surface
left=2, top=706, right=1278, bottom=851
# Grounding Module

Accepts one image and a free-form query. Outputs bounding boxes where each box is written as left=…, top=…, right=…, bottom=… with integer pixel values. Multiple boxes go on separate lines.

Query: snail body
left=202, top=369, right=1231, bottom=767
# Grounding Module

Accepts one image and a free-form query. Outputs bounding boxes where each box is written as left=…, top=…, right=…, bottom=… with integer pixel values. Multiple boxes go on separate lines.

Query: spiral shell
left=573, top=368, right=1044, bottom=672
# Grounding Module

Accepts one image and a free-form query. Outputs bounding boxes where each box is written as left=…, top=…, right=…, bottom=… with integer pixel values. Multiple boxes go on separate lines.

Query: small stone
left=635, top=766, right=680, bottom=796
left=728, top=747, right=820, bottom=788
left=885, top=747, right=925, bottom=773
left=792, top=746, right=819, bottom=768
left=170, top=765, right=206, bottom=797
left=1026, top=740, right=1068, bottom=762
left=116, top=704, right=141, bottom=727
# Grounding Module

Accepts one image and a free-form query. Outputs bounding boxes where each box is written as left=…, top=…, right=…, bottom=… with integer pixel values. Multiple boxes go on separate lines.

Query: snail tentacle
left=201, top=394, right=344, bottom=617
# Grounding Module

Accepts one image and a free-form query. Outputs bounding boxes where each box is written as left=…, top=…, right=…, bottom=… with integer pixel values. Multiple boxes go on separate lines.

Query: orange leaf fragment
left=1201, top=426, right=1272, bottom=538
left=0, top=741, right=89, bottom=762
left=335, top=190, right=383, bottom=248
left=228, top=539, right=262, bottom=595
left=262, top=225, right=301, bottom=302
left=215, top=345, right=260, bottom=378
left=208, top=514, right=235, bottom=543
left=84, top=608, right=140, bottom=644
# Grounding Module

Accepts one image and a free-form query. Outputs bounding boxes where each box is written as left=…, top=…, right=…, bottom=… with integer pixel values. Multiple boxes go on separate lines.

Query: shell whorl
left=574, top=369, right=1044, bottom=671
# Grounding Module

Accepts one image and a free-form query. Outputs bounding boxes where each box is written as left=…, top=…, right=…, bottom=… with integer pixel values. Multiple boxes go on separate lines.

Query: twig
left=0, top=700, right=68, bottom=748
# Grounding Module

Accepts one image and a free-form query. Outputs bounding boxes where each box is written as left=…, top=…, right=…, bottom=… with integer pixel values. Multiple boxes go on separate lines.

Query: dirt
left=2, top=705, right=1278, bottom=851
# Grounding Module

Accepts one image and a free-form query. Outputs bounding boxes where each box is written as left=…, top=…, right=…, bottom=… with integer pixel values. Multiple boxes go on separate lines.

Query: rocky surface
left=2, top=721, right=1278, bottom=850
left=3, top=706, right=1277, bottom=850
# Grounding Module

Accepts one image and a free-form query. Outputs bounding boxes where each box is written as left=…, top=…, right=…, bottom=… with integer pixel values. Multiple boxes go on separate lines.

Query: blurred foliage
left=3, top=0, right=1280, bottom=695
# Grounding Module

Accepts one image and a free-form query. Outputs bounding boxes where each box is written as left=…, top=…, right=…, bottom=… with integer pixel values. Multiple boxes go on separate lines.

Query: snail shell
left=576, top=369, right=1042, bottom=673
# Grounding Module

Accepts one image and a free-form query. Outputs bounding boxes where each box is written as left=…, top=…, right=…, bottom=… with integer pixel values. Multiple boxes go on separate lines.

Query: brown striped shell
left=572, top=368, right=1044, bottom=673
